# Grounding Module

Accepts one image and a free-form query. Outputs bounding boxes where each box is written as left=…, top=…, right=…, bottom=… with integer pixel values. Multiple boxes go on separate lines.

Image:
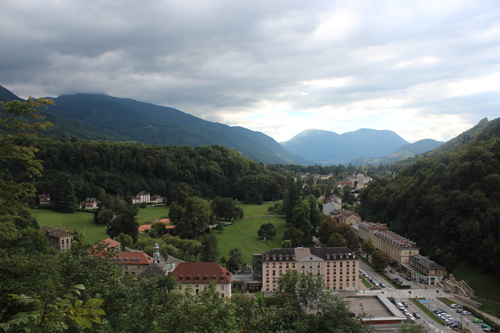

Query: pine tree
left=52, top=173, right=78, bottom=213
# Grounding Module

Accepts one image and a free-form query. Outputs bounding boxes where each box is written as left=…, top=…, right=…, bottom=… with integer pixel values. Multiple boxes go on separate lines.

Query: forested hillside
left=357, top=118, right=500, bottom=276
left=12, top=137, right=289, bottom=204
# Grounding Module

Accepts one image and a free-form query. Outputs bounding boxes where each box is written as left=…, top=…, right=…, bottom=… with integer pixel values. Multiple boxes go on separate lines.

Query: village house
left=408, top=254, right=446, bottom=285
left=322, top=195, right=342, bottom=215
left=172, top=262, right=233, bottom=297
left=260, top=247, right=359, bottom=292
left=375, top=230, right=419, bottom=266
left=338, top=180, right=354, bottom=191
left=40, top=226, right=73, bottom=252
left=356, top=221, right=390, bottom=249
left=38, top=194, right=50, bottom=205
left=84, top=197, right=98, bottom=209
left=132, top=191, right=150, bottom=204
left=109, top=251, right=153, bottom=276
left=335, top=211, right=362, bottom=225
left=151, top=194, right=163, bottom=203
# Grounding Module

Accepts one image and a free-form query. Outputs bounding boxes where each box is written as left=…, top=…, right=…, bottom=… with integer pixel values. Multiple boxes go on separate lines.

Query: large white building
left=261, top=247, right=359, bottom=292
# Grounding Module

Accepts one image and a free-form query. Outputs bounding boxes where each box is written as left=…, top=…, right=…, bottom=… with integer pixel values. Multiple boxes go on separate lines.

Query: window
left=273, top=270, right=276, bottom=276
left=221, top=285, right=224, bottom=290
left=346, top=262, right=350, bottom=267
left=327, top=262, right=330, bottom=267
left=266, top=270, right=269, bottom=276
left=352, top=262, right=356, bottom=267
left=286, top=263, right=289, bottom=269
left=273, top=263, right=276, bottom=268
left=327, top=269, right=330, bottom=275
left=340, top=262, right=343, bottom=267
left=266, top=263, right=269, bottom=268
left=221, top=293, right=224, bottom=297
left=279, top=263, right=282, bottom=268
left=292, top=263, right=295, bottom=268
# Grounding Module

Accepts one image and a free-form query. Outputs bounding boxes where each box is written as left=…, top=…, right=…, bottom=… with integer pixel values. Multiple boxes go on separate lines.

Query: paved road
left=359, top=260, right=487, bottom=333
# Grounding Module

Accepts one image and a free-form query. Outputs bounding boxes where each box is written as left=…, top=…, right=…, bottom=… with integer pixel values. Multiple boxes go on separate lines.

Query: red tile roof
left=110, top=251, right=153, bottom=265
left=172, top=262, right=232, bottom=284
left=101, top=238, right=121, bottom=248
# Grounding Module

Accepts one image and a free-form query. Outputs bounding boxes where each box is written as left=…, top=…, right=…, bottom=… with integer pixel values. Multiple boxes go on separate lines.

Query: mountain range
left=1, top=84, right=444, bottom=166
left=281, top=129, right=443, bottom=165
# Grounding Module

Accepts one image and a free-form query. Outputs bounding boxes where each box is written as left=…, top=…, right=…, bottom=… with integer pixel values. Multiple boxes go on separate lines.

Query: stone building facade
left=261, top=247, right=359, bottom=292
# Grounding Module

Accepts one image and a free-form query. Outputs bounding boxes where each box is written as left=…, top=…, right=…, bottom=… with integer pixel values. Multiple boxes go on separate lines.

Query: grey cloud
left=1, top=0, right=499, bottom=138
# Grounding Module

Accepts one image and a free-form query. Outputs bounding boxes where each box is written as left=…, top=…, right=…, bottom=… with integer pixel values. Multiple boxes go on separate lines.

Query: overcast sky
left=1, top=0, right=499, bottom=143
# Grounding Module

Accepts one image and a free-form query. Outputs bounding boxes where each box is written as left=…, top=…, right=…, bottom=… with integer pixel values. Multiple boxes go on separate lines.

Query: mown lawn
left=136, top=205, right=170, bottom=224
left=34, top=209, right=107, bottom=243
left=214, top=216, right=287, bottom=265
left=34, top=205, right=171, bottom=243
left=452, top=261, right=500, bottom=303
left=236, top=202, right=277, bottom=217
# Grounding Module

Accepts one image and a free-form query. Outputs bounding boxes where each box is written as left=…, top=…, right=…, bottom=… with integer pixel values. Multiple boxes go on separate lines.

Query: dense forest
left=0, top=98, right=371, bottom=333
left=357, top=118, right=500, bottom=276
left=11, top=137, right=290, bottom=204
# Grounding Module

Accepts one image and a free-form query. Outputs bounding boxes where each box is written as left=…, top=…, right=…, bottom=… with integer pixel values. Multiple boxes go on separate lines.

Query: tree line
left=357, top=118, right=500, bottom=276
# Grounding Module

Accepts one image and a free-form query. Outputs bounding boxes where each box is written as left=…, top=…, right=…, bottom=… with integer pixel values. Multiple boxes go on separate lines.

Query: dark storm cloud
left=1, top=0, right=499, bottom=141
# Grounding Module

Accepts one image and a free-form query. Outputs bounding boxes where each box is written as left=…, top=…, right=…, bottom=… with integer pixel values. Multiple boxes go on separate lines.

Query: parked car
left=450, top=322, right=460, bottom=328
left=402, top=302, right=409, bottom=308
left=461, top=311, right=471, bottom=315
left=456, top=309, right=463, bottom=313
left=380, top=283, right=386, bottom=288
left=482, top=324, right=491, bottom=329
left=484, top=326, right=495, bottom=332
left=413, top=312, right=421, bottom=319
left=473, top=318, right=484, bottom=323
left=390, top=269, right=395, bottom=274
left=407, top=314, right=415, bottom=321
left=406, top=277, right=411, bottom=281
left=450, top=304, right=461, bottom=308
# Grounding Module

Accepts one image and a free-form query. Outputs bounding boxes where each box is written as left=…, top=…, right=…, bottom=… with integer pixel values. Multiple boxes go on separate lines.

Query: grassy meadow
left=33, top=202, right=286, bottom=265
left=214, top=202, right=286, bottom=264
left=137, top=205, right=170, bottom=224
left=34, top=209, right=107, bottom=243
left=452, top=261, right=500, bottom=313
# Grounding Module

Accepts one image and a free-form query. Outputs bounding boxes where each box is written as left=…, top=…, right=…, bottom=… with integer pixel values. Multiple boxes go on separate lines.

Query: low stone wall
left=455, top=294, right=482, bottom=310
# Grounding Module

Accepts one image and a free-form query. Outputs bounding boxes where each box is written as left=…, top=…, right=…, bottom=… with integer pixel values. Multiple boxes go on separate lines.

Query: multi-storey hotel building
left=261, top=247, right=359, bottom=291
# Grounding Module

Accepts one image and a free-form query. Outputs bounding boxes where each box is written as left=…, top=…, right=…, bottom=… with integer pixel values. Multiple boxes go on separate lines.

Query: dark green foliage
left=283, top=227, right=305, bottom=248
left=327, top=233, right=347, bottom=247
left=371, top=250, right=389, bottom=271
left=226, top=248, right=244, bottom=273
left=257, top=222, right=277, bottom=239
left=10, top=137, right=294, bottom=204
left=107, top=204, right=139, bottom=243
left=51, top=173, right=78, bottom=213
left=290, top=197, right=313, bottom=244
left=94, top=207, right=113, bottom=225
left=171, top=197, right=213, bottom=239
left=211, top=196, right=243, bottom=220
left=200, top=234, right=219, bottom=262
left=283, top=178, right=302, bottom=223
left=358, top=118, right=500, bottom=276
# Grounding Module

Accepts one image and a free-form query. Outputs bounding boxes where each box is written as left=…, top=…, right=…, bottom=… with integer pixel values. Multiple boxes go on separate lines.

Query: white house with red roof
left=172, top=262, right=232, bottom=297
